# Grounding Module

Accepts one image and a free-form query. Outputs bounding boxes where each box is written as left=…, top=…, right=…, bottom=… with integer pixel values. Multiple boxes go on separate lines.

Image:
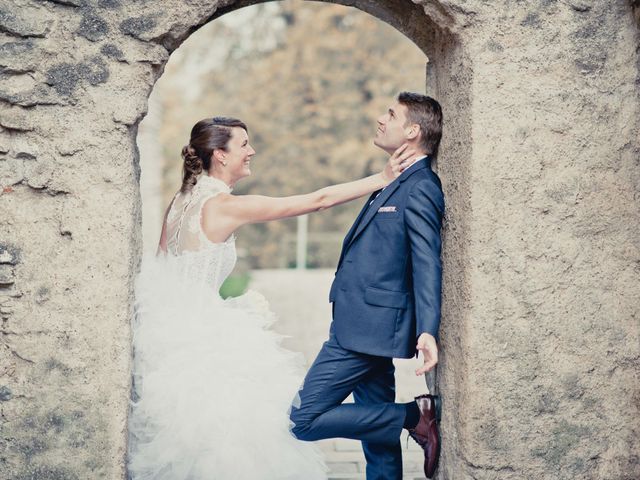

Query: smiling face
left=216, top=127, right=255, bottom=184
left=374, top=101, right=412, bottom=154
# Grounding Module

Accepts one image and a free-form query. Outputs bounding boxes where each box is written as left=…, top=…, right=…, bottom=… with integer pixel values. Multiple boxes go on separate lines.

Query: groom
left=290, top=92, right=444, bottom=479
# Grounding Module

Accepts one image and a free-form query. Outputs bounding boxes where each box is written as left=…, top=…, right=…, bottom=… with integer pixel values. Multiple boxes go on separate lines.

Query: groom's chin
left=373, top=139, right=394, bottom=155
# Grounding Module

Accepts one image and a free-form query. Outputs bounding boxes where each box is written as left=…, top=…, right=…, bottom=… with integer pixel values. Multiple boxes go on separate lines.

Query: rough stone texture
left=0, top=1, right=637, bottom=479
left=436, top=2, right=640, bottom=479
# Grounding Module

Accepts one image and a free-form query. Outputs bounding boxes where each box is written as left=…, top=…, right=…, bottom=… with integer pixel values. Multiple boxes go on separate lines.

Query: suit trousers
left=289, top=330, right=406, bottom=480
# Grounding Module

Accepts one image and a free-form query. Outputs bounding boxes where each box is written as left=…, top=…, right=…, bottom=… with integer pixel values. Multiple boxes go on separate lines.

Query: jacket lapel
left=346, top=158, right=429, bottom=250
left=346, top=181, right=401, bottom=249
left=338, top=190, right=380, bottom=266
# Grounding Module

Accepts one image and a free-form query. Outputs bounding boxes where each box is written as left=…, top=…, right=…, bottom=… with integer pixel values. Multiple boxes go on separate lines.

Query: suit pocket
left=364, top=286, right=408, bottom=309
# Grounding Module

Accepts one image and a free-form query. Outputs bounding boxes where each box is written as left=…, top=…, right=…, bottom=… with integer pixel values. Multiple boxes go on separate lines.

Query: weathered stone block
left=100, top=43, right=125, bottom=61
left=23, top=158, right=52, bottom=189
left=77, top=9, right=110, bottom=42
left=0, top=82, right=64, bottom=107
left=0, top=157, right=23, bottom=186
left=44, top=56, right=109, bottom=97
left=119, top=15, right=157, bottom=39
left=0, top=384, right=12, bottom=400
left=0, top=72, right=37, bottom=97
left=0, top=130, right=10, bottom=153
left=0, top=39, right=37, bottom=73
left=0, top=4, right=53, bottom=38
left=0, top=263, right=15, bottom=285
left=0, top=105, right=36, bottom=131
left=0, top=243, right=20, bottom=264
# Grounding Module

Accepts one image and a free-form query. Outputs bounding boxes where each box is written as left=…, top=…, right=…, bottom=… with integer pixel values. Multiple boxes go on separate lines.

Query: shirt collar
left=403, top=155, right=429, bottom=173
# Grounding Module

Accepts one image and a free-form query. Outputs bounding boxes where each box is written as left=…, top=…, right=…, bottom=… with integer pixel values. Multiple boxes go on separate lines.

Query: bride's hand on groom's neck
left=382, top=143, right=417, bottom=184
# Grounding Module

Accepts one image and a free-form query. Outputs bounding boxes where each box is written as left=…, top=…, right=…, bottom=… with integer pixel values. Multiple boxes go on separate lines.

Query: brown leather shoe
left=408, top=394, right=441, bottom=479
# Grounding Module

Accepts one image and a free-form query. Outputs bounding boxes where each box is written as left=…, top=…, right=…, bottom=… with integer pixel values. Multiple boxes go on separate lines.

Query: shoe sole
left=433, top=395, right=442, bottom=423
left=425, top=423, right=442, bottom=478
left=427, top=397, right=442, bottom=478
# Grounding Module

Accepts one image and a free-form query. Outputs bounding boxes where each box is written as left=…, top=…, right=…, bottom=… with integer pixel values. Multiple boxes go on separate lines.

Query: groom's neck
left=384, top=144, right=427, bottom=158
left=403, top=154, right=427, bottom=171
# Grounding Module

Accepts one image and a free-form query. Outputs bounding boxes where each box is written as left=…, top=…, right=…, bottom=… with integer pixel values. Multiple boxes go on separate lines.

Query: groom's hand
left=415, top=333, right=438, bottom=375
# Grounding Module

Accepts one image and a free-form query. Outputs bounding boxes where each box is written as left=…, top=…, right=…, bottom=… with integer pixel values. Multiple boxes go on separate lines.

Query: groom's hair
left=398, top=92, right=443, bottom=159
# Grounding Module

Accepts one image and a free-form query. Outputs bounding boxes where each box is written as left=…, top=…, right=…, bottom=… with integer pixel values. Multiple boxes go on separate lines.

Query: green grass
left=219, top=272, right=251, bottom=299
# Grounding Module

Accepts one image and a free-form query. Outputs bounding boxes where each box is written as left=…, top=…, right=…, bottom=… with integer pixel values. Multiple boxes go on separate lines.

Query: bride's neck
left=207, top=170, right=234, bottom=189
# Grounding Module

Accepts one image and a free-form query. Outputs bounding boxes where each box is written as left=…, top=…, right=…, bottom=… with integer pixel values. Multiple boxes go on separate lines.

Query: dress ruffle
left=128, top=255, right=327, bottom=480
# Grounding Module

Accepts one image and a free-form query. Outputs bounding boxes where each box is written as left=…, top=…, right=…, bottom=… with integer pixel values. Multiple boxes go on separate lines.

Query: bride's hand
left=381, top=143, right=417, bottom=184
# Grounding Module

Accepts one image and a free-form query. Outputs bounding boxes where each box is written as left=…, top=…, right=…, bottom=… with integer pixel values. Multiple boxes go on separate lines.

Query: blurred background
left=137, top=2, right=429, bottom=477
left=138, top=0, right=426, bottom=267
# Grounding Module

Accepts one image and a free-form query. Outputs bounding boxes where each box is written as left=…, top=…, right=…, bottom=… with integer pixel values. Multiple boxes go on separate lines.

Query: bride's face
left=223, top=127, right=256, bottom=182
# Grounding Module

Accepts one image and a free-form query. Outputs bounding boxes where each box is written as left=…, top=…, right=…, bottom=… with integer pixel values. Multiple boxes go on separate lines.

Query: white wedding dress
left=128, top=174, right=327, bottom=480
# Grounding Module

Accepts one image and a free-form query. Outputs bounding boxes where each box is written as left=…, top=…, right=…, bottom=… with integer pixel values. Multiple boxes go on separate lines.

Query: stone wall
left=450, top=2, right=640, bottom=478
left=0, top=0, right=637, bottom=478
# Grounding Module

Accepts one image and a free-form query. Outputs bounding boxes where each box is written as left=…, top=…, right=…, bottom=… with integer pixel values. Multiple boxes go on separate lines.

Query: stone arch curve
left=139, top=5, right=472, bottom=478
left=140, top=2, right=472, bottom=477
left=1, top=1, right=638, bottom=479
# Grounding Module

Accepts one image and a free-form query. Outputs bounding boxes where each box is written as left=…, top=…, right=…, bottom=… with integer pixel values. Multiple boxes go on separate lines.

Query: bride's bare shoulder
left=200, top=193, right=238, bottom=241
left=202, top=192, right=235, bottom=212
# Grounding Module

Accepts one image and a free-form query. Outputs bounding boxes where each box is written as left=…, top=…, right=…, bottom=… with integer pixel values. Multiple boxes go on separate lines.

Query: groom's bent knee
left=289, top=408, right=316, bottom=441
left=291, top=422, right=319, bottom=442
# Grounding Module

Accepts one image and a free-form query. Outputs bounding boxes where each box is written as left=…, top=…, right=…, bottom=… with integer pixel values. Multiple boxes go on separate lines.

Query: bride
left=127, top=117, right=414, bottom=479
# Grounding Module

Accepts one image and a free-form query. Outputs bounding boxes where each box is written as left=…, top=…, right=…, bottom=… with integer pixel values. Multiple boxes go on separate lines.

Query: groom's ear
left=405, top=124, right=421, bottom=141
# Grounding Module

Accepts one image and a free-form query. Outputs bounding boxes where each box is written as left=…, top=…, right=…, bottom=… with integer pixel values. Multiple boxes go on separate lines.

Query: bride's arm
left=208, top=144, right=415, bottom=233
left=156, top=216, right=169, bottom=255
left=156, top=206, right=171, bottom=255
left=224, top=172, right=389, bottom=223
left=156, top=193, right=179, bottom=255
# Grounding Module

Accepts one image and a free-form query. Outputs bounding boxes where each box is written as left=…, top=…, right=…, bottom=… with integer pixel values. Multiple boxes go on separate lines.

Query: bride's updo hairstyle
left=180, top=116, right=248, bottom=193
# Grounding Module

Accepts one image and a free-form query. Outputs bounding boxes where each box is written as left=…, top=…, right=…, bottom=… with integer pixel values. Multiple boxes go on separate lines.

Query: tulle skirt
left=127, top=255, right=327, bottom=480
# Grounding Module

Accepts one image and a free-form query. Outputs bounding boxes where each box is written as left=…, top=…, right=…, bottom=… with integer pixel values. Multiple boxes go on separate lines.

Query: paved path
left=249, top=269, right=428, bottom=480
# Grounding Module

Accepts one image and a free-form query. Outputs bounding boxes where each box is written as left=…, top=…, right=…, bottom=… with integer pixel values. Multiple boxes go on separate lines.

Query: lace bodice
left=163, top=174, right=237, bottom=292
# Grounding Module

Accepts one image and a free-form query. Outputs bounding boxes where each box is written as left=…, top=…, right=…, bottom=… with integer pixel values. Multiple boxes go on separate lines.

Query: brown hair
left=397, top=92, right=443, bottom=159
left=180, top=117, right=248, bottom=193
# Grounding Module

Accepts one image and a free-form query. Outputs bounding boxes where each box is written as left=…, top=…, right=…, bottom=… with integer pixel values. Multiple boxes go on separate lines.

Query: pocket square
left=378, top=206, right=397, bottom=213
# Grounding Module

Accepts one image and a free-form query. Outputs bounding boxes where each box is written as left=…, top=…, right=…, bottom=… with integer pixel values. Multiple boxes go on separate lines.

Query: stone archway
left=1, top=1, right=638, bottom=479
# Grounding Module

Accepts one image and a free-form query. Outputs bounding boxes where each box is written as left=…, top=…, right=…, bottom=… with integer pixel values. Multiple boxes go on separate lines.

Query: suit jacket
left=329, top=157, right=444, bottom=359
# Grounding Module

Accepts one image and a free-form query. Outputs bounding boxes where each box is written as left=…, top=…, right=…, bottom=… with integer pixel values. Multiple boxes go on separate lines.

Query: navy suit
left=290, top=157, right=444, bottom=479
